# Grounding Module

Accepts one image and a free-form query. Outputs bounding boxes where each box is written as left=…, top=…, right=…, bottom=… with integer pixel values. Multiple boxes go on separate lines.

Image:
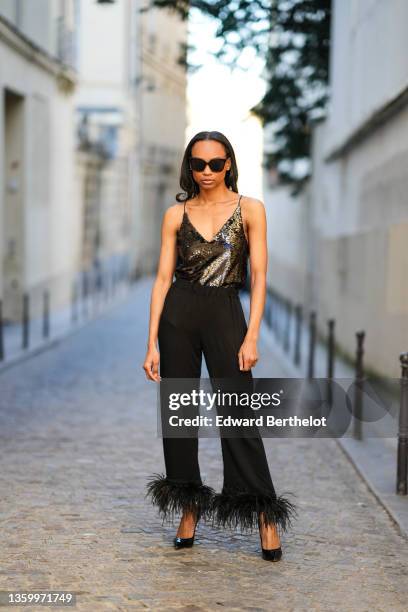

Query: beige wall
left=327, top=0, right=408, bottom=154
left=75, top=151, right=132, bottom=269
left=0, top=0, right=77, bottom=65
left=262, top=0, right=408, bottom=378
left=74, top=0, right=140, bottom=274
left=263, top=180, right=312, bottom=308
left=0, top=19, right=77, bottom=320
left=264, top=105, right=408, bottom=378
left=136, top=5, right=188, bottom=275
left=311, top=105, right=408, bottom=377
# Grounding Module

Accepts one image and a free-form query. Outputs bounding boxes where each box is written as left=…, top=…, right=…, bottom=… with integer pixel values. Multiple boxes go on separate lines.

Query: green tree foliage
left=148, top=0, right=331, bottom=188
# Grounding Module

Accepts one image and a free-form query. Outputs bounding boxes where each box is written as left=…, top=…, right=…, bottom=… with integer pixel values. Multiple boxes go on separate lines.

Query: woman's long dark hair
left=176, top=131, right=239, bottom=202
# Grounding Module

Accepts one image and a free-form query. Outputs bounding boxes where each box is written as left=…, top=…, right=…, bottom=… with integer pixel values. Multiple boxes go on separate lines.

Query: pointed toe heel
left=173, top=512, right=199, bottom=549
left=174, top=535, right=195, bottom=549
left=261, top=546, right=282, bottom=562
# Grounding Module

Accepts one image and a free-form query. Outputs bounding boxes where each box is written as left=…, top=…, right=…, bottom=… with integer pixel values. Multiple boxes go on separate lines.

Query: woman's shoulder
left=163, top=202, right=186, bottom=233
left=240, top=195, right=265, bottom=218
left=164, top=201, right=186, bottom=217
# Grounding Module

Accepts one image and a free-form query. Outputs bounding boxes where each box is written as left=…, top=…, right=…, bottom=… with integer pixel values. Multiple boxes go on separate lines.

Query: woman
left=143, top=130, right=296, bottom=561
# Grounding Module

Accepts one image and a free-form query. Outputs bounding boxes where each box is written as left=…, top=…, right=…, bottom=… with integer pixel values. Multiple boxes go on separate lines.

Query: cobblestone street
left=1, top=278, right=407, bottom=611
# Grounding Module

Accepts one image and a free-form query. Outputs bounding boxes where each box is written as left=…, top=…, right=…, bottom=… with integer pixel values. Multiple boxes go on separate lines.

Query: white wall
left=136, top=3, right=188, bottom=274
left=261, top=0, right=408, bottom=377
left=263, top=180, right=311, bottom=305
left=0, top=0, right=77, bottom=65
left=0, top=21, right=78, bottom=317
left=75, top=0, right=139, bottom=124
left=305, top=0, right=408, bottom=377
left=74, top=0, right=140, bottom=272
left=76, top=0, right=129, bottom=110
left=326, top=0, right=408, bottom=153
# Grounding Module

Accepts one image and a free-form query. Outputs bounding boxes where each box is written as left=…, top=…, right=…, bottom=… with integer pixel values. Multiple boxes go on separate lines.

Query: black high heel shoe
left=261, top=546, right=282, bottom=562
left=173, top=513, right=199, bottom=549
left=258, top=518, right=283, bottom=562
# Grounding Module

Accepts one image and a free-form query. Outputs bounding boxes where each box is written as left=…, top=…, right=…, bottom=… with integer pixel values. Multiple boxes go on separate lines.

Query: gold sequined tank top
left=174, top=194, right=249, bottom=289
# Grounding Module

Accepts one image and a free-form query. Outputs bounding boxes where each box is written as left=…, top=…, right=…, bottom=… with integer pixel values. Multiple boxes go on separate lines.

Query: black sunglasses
left=189, top=157, right=229, bottom=172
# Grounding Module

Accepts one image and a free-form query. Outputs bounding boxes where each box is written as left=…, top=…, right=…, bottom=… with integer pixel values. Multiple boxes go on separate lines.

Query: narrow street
left=1, top=278, right=407, bottom=611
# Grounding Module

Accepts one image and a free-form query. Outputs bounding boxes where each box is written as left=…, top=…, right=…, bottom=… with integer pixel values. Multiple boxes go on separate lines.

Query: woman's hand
left=143, top=345, right=161, bottom=382
left=238, top=337, right=259, bottom=371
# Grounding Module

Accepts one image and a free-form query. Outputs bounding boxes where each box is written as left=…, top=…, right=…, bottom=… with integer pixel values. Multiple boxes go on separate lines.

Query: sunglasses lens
left=190, top=158, right=206, bottom=171
left=209, top=158, right=226, bottom=172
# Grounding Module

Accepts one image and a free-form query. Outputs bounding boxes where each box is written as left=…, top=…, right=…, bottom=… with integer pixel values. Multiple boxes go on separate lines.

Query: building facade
left=310, top=0, right=408, bottom=377
left=0, top=0, right=78, bottom=321
left=136, top=2, right=188, bottom=274
left=74, top=0, right=188, bottom=279
left=263, top=0, right=408, bottom=377
left=74, top=0, right=141, bottom=281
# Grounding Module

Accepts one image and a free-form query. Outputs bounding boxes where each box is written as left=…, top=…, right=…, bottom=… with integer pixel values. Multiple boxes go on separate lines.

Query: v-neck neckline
left=183, top=195, right=242, bottom=243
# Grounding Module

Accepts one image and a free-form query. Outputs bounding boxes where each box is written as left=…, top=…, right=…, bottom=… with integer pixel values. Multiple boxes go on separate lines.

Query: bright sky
left=186, top=11, right=267, bottom=200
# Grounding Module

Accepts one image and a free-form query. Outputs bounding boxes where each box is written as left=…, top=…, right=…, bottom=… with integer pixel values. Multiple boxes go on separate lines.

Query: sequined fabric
left=174, top=195, right=249, bottom=289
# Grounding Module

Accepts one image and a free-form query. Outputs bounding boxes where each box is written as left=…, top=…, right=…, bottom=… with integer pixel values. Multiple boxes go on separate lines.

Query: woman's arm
left=143, top=205, right=179, bottom=381
left=238, top=197, right=267, bottom=371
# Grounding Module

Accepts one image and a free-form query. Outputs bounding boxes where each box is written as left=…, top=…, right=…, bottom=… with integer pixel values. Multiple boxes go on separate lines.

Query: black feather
left=210, top=489, right=298, bottom=534
left=146, top=473, right=215, bottom=523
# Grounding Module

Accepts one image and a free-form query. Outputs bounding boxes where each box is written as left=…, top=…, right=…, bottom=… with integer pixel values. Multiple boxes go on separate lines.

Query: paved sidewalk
left=1, top=276, right=407, bottom=611
left=253, top=293, right=408, bottom=538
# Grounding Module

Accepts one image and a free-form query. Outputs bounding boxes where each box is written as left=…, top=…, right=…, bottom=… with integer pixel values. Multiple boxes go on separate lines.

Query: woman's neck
left=196, top=186, right=236, bottom=205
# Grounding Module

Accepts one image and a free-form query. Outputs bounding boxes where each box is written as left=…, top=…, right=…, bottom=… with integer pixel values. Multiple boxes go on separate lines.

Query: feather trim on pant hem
left=210, top=489, right=297, bottom=533
left=146, top=473, right=215, bottom=523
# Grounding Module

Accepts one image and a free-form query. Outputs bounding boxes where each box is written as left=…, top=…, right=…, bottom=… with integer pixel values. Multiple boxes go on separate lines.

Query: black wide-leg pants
left=146, top=277, right=296, bottom=533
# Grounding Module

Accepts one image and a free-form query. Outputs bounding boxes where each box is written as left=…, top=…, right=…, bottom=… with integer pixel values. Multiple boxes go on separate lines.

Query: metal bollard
left=82, top=271, right=88, bottom=319
left=111, top=268, right=117, bottom=297
left=92, top=267, right=98, bottom=316
left=307, top=311, right=316, bottom=379
left=353, top=331, right=365, bottom=440
left=327, top=319, right=335, bottom=379
left=274, top=291, right=279, bottom=335
left=327, top=319, right=335, bottom=407
left=284, top=299, right=291, bottom=353
left=265, top=291, right=270, bottom=327
left=396, top=352, right=408, bottom=495
left=103, top=268, right=110, bottom=303
left=280, top=295, right=285, bottom=344
left=0, top=299, right=4, bottom=361
left=108, top=268, right=114, bottom=301
left=43, top=289, right=50, bottom=339
left=294, top=304, right=302, bottom=366
left=274, top=292, right=279, bottom=338
left=22, top=293, right=29, bottom=349
left=265, top=290, right=271, bottom=327
left=271, top=290, right=276, bottom=332
left=277, top=293, right=284, bottom=344
left=71, top=280, right=78, bottom=323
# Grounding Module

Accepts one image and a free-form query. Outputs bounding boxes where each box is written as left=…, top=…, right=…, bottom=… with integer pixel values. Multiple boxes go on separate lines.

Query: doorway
left=2, top=89, right=25, bottom=322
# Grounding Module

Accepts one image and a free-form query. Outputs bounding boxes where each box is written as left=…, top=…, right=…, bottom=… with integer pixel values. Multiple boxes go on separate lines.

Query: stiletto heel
left=258, top=517, right=283, bottom=562
left=173, top=512, right=199, bottom=549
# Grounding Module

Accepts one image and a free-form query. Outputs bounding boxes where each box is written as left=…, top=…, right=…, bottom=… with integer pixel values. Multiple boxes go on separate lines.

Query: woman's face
left=190, top=140, right=232, bottom=192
